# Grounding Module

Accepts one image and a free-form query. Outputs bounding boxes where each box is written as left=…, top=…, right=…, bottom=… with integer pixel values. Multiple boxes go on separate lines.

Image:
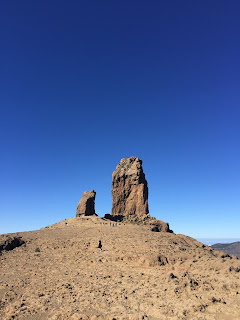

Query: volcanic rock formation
left=0, top=236, right=25, bottom=253
left=111, top=157, right=149, bottom=221
left=76, top=190, right=96, bottom=217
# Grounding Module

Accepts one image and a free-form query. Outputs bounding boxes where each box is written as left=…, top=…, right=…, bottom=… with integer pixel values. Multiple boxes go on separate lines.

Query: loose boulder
left=150, top=220, right=173, bottom=233
left=76, top=190, right=97, bottom=217
left=0, top=236, right=25, bottom=253
left=111, top=157, right=149, bottom=221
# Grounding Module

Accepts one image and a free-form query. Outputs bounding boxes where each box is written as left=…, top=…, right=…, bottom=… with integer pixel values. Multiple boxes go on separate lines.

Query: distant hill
left=211, top=241, right=240, bottom=258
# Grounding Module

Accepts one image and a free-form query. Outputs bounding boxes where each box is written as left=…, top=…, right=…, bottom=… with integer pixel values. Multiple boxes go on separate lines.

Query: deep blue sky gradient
left=1, top=1, right=240, bottom=237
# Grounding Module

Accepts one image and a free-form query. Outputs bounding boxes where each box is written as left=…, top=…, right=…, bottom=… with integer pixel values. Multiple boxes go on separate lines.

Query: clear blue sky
left=1, top=1, right=239, bottom=238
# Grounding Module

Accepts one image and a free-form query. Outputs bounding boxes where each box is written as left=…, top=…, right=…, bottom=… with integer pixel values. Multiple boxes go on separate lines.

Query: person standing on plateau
left=98, top=240, right=102, bottom=250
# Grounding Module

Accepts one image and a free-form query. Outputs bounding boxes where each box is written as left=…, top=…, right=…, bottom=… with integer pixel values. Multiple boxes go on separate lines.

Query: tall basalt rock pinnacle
left=76, top=190, right=96, bottom=217
left=111, top=157, right=149, bottom=220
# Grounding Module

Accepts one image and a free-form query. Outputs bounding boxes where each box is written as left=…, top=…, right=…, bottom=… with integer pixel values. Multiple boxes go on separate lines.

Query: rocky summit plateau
left=0, top=157, right=239, bottom=320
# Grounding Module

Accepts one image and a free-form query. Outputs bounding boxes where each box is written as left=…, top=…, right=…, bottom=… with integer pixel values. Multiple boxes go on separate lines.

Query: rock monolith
left=76, top=190, right=96, bottom=217
left=111, top=157, right=149, bottom=221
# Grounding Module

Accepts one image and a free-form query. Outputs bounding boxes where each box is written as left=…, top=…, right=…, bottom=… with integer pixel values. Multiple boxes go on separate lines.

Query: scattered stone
left=221, top=253, right=232, bottom=259
left=157, top=255, right=169, bottom=266
left=212, top=297, right=221, bottom=303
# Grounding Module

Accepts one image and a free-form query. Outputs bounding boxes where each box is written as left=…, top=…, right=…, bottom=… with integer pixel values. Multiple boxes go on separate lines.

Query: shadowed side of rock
left=150, top=219, right=173, bottom=233
left=111, top=157, right=149, bottom=221
left=0, top=236, right=25, bottom=253
left=109, top=156, right=173, bottom=233
left=76, top=190, right=97, bottom=217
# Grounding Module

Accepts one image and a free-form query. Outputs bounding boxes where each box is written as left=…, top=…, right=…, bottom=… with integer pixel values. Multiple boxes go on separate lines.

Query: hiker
left=98, top=240, right=102, bottom=250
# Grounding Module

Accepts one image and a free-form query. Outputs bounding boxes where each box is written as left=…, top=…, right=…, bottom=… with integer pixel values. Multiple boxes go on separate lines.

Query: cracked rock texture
left=111, top=157, right=149, bottom=221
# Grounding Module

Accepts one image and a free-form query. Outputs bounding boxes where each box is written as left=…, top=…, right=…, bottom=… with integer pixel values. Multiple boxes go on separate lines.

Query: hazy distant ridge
left=211, top=241, right=240, bottom=259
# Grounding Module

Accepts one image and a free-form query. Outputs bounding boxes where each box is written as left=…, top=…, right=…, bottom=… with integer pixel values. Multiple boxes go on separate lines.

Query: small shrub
left=35, top=247, right=40, bottom=252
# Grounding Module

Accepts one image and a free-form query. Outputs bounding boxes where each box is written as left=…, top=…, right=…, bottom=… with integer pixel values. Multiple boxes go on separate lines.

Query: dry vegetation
left=0, top=216, right=240, bottom=320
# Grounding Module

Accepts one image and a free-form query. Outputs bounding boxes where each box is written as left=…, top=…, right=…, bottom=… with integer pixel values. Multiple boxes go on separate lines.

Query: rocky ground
left=0, top=216, right=240, bottom=320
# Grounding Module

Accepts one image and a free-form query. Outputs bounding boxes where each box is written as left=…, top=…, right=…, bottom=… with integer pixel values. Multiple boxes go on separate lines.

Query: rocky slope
left=0, top=216, right=240, bottom=320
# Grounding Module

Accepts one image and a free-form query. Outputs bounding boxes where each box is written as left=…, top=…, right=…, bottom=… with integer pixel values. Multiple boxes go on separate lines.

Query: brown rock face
left=111, top=157, right=149, bottom=221
left=76, top=190, right=96, bottom=217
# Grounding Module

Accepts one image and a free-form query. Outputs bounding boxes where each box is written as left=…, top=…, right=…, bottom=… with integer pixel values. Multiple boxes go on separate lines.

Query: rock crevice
left=111, top=157, right=149, bottom=221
